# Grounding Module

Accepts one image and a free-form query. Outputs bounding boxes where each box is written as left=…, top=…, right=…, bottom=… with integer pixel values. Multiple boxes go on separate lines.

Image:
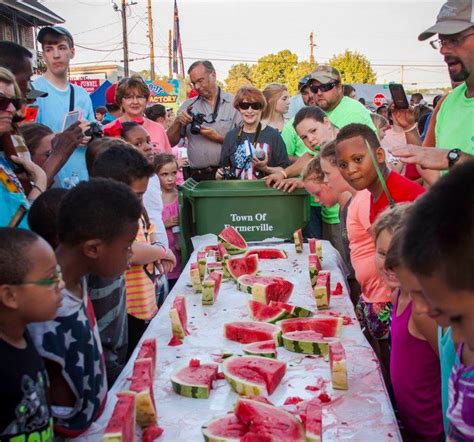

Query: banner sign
left=146, top=79, right=180, bottom=105
left=70, top=79, right=101, bottom=94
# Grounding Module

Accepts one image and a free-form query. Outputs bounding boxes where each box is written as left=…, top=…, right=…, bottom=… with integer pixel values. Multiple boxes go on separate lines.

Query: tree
left=224, top=63, right=253, bottom=94
left=251, top=50, right=299, bottom=90
left=285, top=61, right=317, bottom=95
left=329, top=50, right=376, bottom=84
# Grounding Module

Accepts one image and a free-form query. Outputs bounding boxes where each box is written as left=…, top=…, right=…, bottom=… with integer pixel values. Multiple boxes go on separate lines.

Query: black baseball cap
left=37, top=26, right=74, bottom=46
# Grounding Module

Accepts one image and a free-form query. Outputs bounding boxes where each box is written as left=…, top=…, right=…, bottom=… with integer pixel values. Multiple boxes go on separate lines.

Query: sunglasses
left=0, top=93, right=24, bottom=111
left=309, top=81, right=339, bottom=94
left=12, top=266, right=63, bottom=288
left=238, top=102, right=263, bottom=110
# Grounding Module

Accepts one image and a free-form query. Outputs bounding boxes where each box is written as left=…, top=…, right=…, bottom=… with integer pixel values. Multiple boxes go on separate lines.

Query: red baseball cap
left=105, top=83, right=118, bottom=105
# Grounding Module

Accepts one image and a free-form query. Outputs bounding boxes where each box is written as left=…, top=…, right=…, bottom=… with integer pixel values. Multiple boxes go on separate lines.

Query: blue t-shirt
left=32, top=77, right=95, bottom=188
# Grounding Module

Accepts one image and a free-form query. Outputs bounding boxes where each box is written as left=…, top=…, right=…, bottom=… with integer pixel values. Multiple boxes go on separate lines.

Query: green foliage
left=224, top=63, right=254, bottom=94
left=329, top=50, right=376, bottom=84
left=286, top=61, right=316, bottom=95
left=251, top=50, right=298, bottom=90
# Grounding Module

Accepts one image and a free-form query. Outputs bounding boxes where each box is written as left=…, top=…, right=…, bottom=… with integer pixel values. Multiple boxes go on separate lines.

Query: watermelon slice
left=222, top=355, right=286, bottom=396
left=218, top=226, right=248, bottom=255
left=298, top=398, right=322, bottom=442
left=207, top=261, right=224, bottom=274
left=282, top=331, right=329, bottom=356
left=237, top=275, right=294, bottom=304
left=202, top=271, right=223, bottom=305
left=329, top=342, right=348, bottom=390
left=248, top=300, right=289, bottom=323
left=137, top=338, right=156, bottom=378
left=190, top=263, right=202, bottom=293
left=293, top=228, right=303, bottom=253
left=171, top=359, right=219, bottom=399
left=235, top=398, right=305, bottom=441
left=143, top=424, right=164, bottom=442
left=245, top=248, right=288, bottom=259
left=169, top=295, right=189, bottom=339
left=197, top=251, right=207, bottom=279
left=314, top=271, right=331, bottom=310
left=308, top=238, right=322, bottom=258
left=226, top=254, right=258, bottom=280
left=224, top=321, right=281, bottom=345
left=103, top=392, right=136, bottom=442
left=201, top=413, right=247, bottom=442
left=308, top=254, right=322, bottom=288
left=280, top=316, right=343, bottom=337
left=269, top=301, right=314, bottom=318
left=129, top=358, right=157, bottom=428
left=242, top=340, right=277, bottom=359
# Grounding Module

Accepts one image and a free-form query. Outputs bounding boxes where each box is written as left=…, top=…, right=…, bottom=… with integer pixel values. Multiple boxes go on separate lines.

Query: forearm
left=166, top=120, right=182, bottom=146
left=131, top=242, right=167, bottom=265
left=42, top=148, right=75, bottom=187
left=262, top=166, right=283, bottom=175
left=404, top=126, right=422, bottom=146
left=285, top=153, right=312, bottom=177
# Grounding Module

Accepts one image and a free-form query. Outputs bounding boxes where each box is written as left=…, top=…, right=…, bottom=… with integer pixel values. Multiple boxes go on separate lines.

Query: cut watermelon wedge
left=201, top=413, right=247, bottom=442
left=137, top=338, right=156, bottom=378
left=308, top=254, right=322, bottom=288
left=202, top=271, right=223, bottom=305
left=218, top=226, right=248, bottom=255
left=190, top=263, right=202, bottom=293
left=269, top=301, right=314, bottom=318
left=280, top=316, right=343, bottom=337
left=171, top=359, right=219, bottom=399
left=248, top=300, right=289, bottom=323
left=169, top=295, right=189, bottom=339
left=103, top=392, right=136, bottom=442
left=227, top=254, right=258, bottom=280
left=329, top=341, right=348, bottom=390
left=223, top=355, right=286, bottom=396
left=314, top=270, right=331, bottom=310
left=297, top=398, right=322, bottom=442
left=282, top=331, right=330, bottom=356
left=224, top=321, right=281, bottom=345
left=237, top=275, right=294, bottom=304
left=245, top=248, right=288, bottom=259
left=242, top=340, right=277, bottom=359
left=129, top=358, right=157, bottom=428
left=235, top=398, right=305, bottom=441
left=294, top=228, right=303, bottom=253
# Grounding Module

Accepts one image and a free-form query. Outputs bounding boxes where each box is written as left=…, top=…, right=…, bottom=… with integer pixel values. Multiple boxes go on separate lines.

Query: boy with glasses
left=0, top=228, right=63, bottom=441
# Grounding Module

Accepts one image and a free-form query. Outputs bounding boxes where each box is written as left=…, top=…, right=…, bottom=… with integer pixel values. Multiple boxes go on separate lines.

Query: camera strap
left=190, top=87, right=221, bottom=124
left=236, top=122, right=262, bottom=151
left=365, top=139, right=395, bottom=208
left=69, top=84, right=75, bottom=112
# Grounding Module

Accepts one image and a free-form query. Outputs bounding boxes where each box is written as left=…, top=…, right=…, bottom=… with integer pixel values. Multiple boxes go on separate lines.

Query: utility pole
left=309, top=32, right=315, bottom=64
left=147, top=0, right=155, bottom=81
left=401, top=64, right=405, bottom=85
left=121, top=0, right=130, bottom=76
left=168, top=29, right=172, bottom=79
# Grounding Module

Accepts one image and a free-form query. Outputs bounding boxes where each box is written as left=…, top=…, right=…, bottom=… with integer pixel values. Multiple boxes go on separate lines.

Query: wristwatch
left=447, top=148, right=461, bottom=169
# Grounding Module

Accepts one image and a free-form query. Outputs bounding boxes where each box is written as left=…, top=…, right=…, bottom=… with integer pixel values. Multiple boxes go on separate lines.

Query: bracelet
left=280, top=170, right=288, bottom=179
left=404, top=123, right=418, bottom=133
left=31, top=183, right=45, bottom=193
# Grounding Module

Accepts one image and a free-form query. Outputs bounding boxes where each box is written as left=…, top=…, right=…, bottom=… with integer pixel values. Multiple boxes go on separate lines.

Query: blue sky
left=45, top=0, right=449, bottom=89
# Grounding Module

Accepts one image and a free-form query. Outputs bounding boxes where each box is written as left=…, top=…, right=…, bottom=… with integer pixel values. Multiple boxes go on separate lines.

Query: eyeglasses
left=430, top=32, right=474, bottom=50
left=238, top=102, right=263, bottom=110
left=0, top=93, right=24, bottom=111
left=123, top=95, right=147, bottom=101
left=13, top=266, right=63, bottom=288
left=309, top=81, right=339, bottom=94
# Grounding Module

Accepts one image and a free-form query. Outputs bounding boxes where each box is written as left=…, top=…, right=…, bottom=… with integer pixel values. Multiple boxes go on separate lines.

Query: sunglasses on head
left=0, top=93, right=24, bottom=111
left=238, top=102, right=263, bottom=110
left=309, top=81, right=339, bottom=94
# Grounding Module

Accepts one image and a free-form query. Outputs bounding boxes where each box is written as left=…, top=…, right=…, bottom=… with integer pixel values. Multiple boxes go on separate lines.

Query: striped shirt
left=448, top=343, right=474, bottom=441
left=125, top=216, right=158, bottom=321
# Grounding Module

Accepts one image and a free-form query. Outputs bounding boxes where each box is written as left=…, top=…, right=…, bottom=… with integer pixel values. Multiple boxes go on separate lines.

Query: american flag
left=172, top=0, right=185, bottom=77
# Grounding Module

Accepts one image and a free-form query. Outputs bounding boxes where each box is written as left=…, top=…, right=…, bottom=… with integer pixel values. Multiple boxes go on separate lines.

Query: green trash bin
left=179, top=179, right=310, bottom=263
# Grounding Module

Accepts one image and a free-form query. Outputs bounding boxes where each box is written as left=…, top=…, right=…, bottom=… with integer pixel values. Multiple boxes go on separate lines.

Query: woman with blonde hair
left=261, top=83, right=290, bottom=132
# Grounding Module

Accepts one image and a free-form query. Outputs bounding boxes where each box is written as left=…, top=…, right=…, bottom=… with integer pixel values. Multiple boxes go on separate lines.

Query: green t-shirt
left=281, top=118, right=311, bottom=158
left=435, top=82, right=474, bottom=158
left=326, top=96, right=377, bottom=132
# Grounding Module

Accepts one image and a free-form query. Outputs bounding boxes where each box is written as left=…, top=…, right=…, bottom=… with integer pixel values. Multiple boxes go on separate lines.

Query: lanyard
left=236, top=122, right=262, bottom=152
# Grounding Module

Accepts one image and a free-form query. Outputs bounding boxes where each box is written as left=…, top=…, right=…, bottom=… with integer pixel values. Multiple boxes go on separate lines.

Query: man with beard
left=391, top=0, right=474, bottom=170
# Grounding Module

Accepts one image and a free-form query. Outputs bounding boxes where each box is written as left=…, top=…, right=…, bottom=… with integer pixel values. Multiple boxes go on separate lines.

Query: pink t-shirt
left=171, top=146, right=184, bottom=186
left=346, top=190, right=390, bottom=303
left=142, top=118, right=172, bottom=154
left=162, top=196, right=182, bottom=280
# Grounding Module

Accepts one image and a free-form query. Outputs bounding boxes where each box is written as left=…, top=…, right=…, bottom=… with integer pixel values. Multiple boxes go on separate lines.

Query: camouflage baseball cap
left=308, top=65, right=341, bottom=85
left=418, top=0, right=474, bottom=41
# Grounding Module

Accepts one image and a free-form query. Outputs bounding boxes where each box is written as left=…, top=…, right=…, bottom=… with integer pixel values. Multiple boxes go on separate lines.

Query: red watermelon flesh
left=201, top=413, right=247, bottom=441
left=218, top=226, right=248, bottom=253
left=173, top=362, right=218, bottom=389
left=280, top=317, right=343, bottom=337
left=227, top=254, right=258, bottom=280
left=224, top=321, right=280, bottom=344
left=308, top=238, right=317, bottom=254
left=224, top=356, right=286, bottom=395
left=207, top=271, right=223, bottom=293
left=248, top=300, right=288, bottom=323
left=103, top=392, right=135, bottom=442
left=129, top=358, right=157, bottom=428
left=297, top=398, right=322, bottom=441
left=309, top=253, right=322, bottom=271
left=137, top=338, right=156, bottom=377
left=269, top=301, right=314, bottom=318
left=238, top=275, right=294, bottom=304
left=242, top=340, right=277, bottom=356
left=143, top=424, right=164, bottom=442
left=235, top=398, right=305, bottom=442
left=173, top=295, right=189, bottom=335
left=245, top=248, right=288, bottom=259
left=283, top=330, right=324, bottom=341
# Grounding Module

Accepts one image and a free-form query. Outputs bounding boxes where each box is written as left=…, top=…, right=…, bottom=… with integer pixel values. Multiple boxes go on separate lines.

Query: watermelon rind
left=282, top=331, right=330, bottom=356
left=169, top=308, right=186, bottom=339
left=202, top=272, right=223, bottom=306
left=222, top=355, right=286, bottom=397
left=190, top=264, right=202, bottom=293
left=218, top=226, right=248, bottom=255
left=102, top=392, right=136, bottom=442
left=237, top=275, right=294, bottom=304
left=201, top=413, right=246, bottom=442
left=242, top=340, right=277, bottom=359
left=314, top=285, right=329, bottom=310
left=293, top=229, right=303, bottom=253
left=171, top=363, right=218, bottom=399
left=330, top=342, right=348, bottom=390
left=280, top=316, right=343, bottom=337
left=245, top=248, right=288, bottom=259
left=269, top=301, right=314, bottom=318
left=129, top=359, right=157, bottom=428
left=248, top=300, right=289, bottom=323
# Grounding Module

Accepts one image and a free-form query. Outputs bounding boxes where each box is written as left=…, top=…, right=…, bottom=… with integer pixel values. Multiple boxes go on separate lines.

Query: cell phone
left=23, top=105, right=39, bottom=123
left=389, top=84, right=409, bottom=109
left=62, top=110, right=81, bottom=131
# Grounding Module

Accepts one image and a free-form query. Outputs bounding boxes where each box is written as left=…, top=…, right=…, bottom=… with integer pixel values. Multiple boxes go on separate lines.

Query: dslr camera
left=85, top=122, right=103, bottom=140
left=188, top=110, right=206, bottom=135
left=222, top=166, right=237, bottom=180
